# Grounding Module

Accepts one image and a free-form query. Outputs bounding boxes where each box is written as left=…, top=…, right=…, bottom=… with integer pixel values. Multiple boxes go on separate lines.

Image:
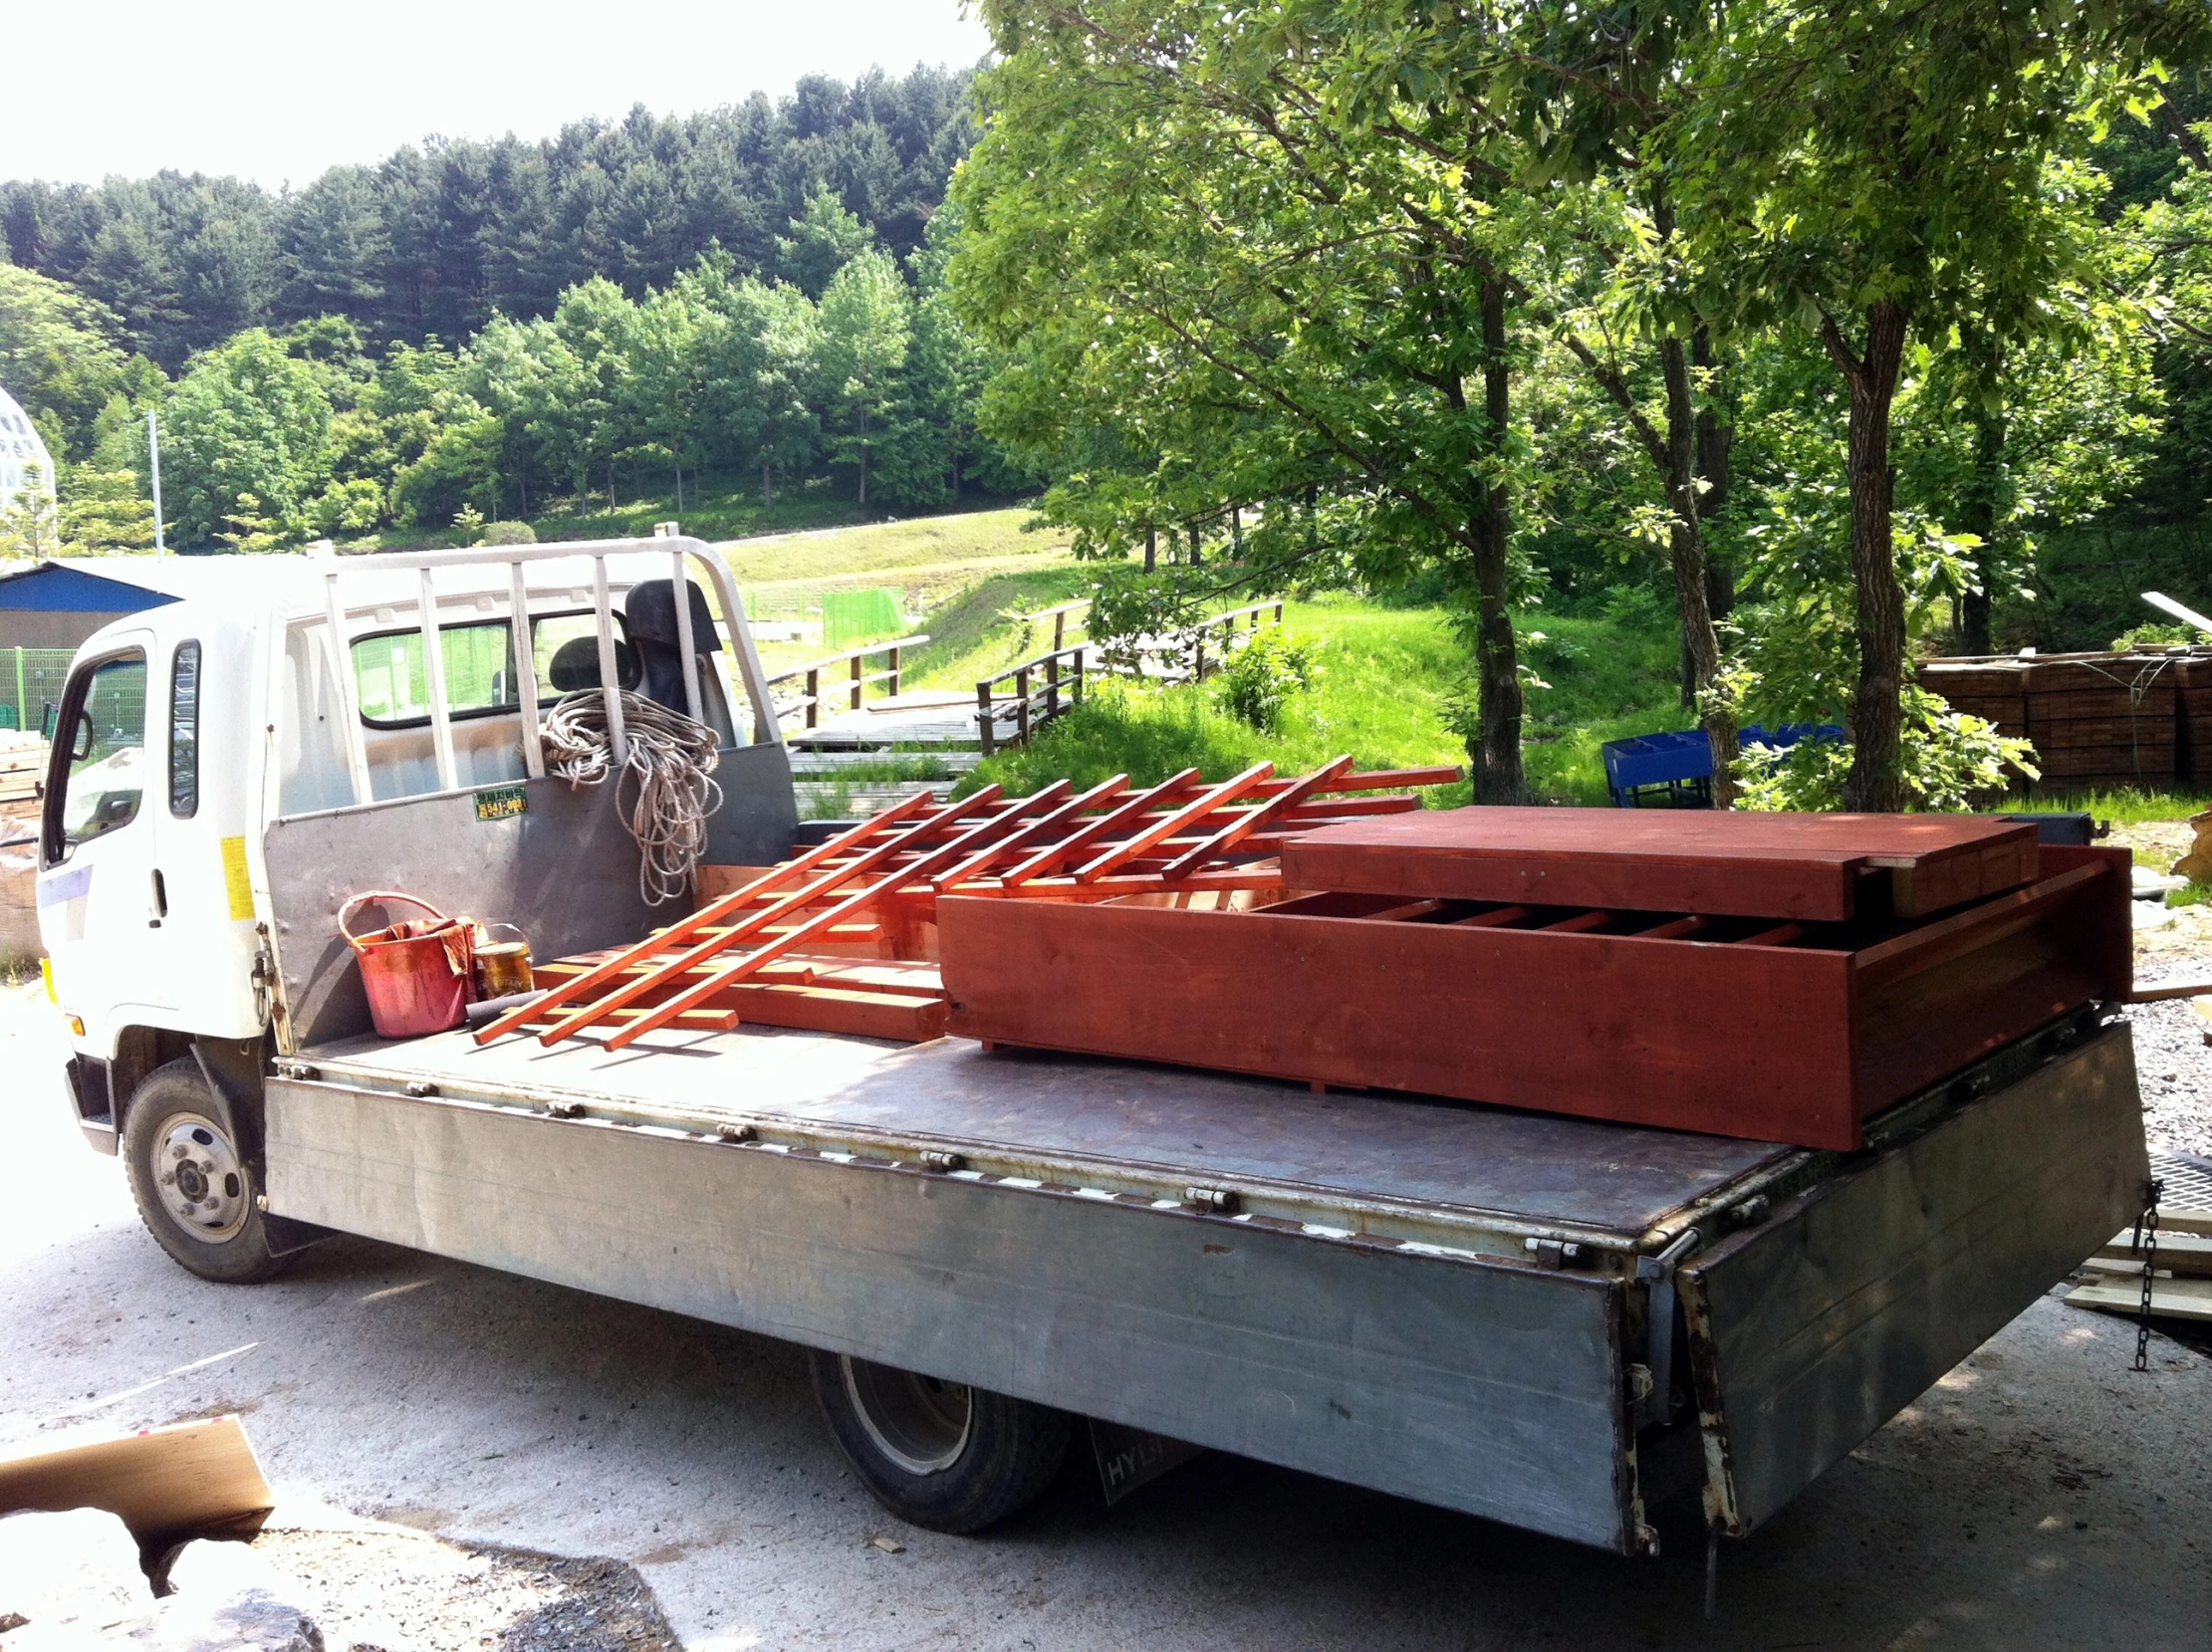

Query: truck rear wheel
left=809, top=1348, right=1072, bottom=1533
left=122, top=1060, right=286, bottom=1285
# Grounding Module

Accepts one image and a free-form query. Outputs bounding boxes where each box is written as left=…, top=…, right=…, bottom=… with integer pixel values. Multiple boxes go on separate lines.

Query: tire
left=809, top=1347, right=1073, bottom=1534
left=122, top=1060, right=286, bottom=1285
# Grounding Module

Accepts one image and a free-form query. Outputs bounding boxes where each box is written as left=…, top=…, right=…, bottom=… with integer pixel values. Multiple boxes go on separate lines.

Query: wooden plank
left=539, top=983, right=950, bottom=1043
left=603, top=786, right=1067, bottom=1050
left=475, top=788, right=945, bottom=1044
left=0, top=1415, right=273, bottom=1546
left=1281, top=808, right=2040, bottom=922
left=2089, top=1231, right=2212, bottom=1276
left=1074, top=763, right=1276, bottom=882
left=2066, top=1275, right=2212, bottom=1322
left=939, top=895, right=1865, bottom=1148
left=998, top=768, right=1201, bottom=885
left=928, top=774, right=1130, bottom=890
left=538, top=788, right=1000, bottom=1045
left=1159, top=754, right=1352, bottom=879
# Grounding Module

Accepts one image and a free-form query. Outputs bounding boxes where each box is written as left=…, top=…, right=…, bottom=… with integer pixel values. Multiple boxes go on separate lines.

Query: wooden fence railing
left=1019, top=598, right=1092, bottom=654
left=1095, top=600, right=1286, bottom=683
left=1181, top=600, right=1284, bottom=681
left=976, top=643, right=1088, bottom=757
left=766, top=634, right=930, bottom=730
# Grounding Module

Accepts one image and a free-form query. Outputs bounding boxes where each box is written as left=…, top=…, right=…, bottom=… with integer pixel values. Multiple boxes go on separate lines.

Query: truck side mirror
left=70, top=710, right=95, bottom=764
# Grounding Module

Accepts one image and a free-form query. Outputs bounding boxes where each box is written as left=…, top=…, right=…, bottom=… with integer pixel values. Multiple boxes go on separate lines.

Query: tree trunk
left=1682, top=329, right=1737, bottom=705
left=1472, top=279, right=1527, bottom=805
left=1188, top=524, right=1203, bottom=567
left=858, top=418, right=868, bottom=507
left=1823, top=302, right=1910, bottom=814
left=1144, top=524, right=1157, bottom=572
left=763, top=458, right=773, bottom=507
left=1959, top=376, right=2006, bottom=656
left=1659, top=335, right=1736, bottom=808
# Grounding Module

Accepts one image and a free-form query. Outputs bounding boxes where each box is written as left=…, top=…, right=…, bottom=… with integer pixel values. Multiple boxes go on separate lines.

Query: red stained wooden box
left=939, top=842, right=2130, bottom=1150
left=1278, top=807, right=2041, bottom=922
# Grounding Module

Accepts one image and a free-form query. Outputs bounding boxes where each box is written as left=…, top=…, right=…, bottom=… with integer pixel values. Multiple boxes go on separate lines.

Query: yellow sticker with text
left=219, top=835, right=256, bottom=922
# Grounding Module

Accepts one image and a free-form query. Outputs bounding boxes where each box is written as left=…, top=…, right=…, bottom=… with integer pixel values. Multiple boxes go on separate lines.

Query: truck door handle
left=150, top=867, right=167, bottom=926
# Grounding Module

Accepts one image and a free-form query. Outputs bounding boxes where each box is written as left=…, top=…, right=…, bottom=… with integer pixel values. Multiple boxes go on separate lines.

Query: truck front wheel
left=809, top=1348, right=1072, bottom=1533
left=122, top=1060, right=286, bottom=1285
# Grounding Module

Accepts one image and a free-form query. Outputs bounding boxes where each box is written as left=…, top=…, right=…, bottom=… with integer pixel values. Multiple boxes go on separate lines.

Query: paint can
left=473, top=922, right=535, bottom=1000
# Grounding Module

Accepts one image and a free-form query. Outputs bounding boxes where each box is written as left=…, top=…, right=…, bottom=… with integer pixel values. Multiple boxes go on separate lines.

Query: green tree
left=161, top=329, right=334, bottom=543
left=776, top=185, right=877, bottom=300
left=956, top=0, right=1545, bottom=799
left=0, top=264, right=131, bottom=457
left=816, top=247, right=910, bottom=507
left=0, top=459, right=61, bottom=556
left=1668, top=0, right=2211, bottom=809
left=58, top=468, right=157, bottom=554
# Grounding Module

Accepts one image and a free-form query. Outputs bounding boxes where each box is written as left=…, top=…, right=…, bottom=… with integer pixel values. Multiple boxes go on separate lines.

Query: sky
left=6, top=1, right=993, bottom=187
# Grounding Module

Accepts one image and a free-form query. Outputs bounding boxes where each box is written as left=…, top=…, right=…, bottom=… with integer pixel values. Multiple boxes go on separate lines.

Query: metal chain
left=2133, top=1176, right=2164, bottom=1373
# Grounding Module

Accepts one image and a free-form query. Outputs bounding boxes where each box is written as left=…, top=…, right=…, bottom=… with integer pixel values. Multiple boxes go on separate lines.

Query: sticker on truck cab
left=219, top=835, right=255, bottom=921
left=474, top=784, right=528, bottom=823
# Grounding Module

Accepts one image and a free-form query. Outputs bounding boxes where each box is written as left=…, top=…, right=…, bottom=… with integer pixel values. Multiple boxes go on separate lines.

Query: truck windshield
left=58, top=652, right=148, bottom=848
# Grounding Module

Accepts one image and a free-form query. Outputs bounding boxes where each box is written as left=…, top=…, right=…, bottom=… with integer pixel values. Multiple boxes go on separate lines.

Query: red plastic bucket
left=340, top=891, right=476, bottom=1038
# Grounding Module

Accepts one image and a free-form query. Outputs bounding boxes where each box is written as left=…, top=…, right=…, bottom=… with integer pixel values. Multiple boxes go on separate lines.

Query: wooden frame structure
left=476, top=760, right=1461, bottom=1051
left=937, top=820, right=2132, bottom=1150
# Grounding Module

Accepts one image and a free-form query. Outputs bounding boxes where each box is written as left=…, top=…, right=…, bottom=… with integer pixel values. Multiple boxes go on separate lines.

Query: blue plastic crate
left=1601, top=723, right=1845, bottom=807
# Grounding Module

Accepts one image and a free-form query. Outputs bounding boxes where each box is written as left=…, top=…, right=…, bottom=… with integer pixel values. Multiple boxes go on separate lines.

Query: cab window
left=350, top=612, right=636, bottom=728
left=352, top=621, right=514, bottom=727
left=531, top=611, right=639, bottom=696
left=46, top=651, right=148, bottom=861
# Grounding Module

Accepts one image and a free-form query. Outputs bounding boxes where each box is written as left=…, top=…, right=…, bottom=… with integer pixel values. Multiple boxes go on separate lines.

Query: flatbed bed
left=263, top=1005, right=2143, bottom=1554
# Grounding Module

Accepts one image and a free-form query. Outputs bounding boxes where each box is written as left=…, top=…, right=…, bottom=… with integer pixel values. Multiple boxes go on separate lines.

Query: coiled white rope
left=540, top=690, right=723, bottom=906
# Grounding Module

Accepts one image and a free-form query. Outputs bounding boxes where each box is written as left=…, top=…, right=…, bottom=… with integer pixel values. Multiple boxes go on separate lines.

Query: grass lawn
left=336, top=463, right=1046, bottom=556
left=959, top=594, right=1686, bottom=804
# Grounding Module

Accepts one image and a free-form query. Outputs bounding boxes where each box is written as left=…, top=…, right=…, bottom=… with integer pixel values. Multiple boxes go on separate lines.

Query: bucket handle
left=339, top=890, right=456, bottom=952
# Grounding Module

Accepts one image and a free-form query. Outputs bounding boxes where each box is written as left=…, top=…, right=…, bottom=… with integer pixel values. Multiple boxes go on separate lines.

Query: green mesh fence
left=1, top=648, right=76, bottom=737
left=821, top=588, right=905, bottom=649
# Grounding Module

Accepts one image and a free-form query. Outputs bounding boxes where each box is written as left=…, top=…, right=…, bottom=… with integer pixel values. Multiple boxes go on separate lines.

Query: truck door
left=39, top=634, right=178, bottom=1040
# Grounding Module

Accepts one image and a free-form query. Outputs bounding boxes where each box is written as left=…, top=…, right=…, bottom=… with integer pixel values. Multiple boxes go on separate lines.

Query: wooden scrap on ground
left=0, top=1415, right=273, bottom=1548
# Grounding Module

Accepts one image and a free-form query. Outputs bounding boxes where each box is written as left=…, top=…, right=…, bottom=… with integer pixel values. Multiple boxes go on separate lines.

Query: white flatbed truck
left=31, top=538, right=2148, bottom=1548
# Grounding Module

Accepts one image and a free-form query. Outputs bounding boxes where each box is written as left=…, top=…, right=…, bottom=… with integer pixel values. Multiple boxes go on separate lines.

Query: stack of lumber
left=1921, top=649, right=2198, bottom=790
left=2066, top=1209, right=2212, bottom=1324
left=1918, top=660, right=2032, bottom=740
left=2174, top=655, right=2212, bottom=785
left=939, top=809, right=2132, bottom=1149
left=2023, top=655, right=2177, bottom=790
left=0, top=732, right=45, bottom=805
left=479, top=759, right=1460, bottom=1051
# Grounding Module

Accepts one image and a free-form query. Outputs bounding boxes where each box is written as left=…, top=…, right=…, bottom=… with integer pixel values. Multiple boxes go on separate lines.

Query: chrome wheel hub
left=842, top=1356, right=974, bottom=1476
left=151, top=1111, right=249, bottom=1242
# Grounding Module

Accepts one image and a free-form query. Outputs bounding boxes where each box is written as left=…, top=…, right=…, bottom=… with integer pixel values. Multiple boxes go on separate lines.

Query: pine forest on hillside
left=0, top=66, right=1015, bottom=548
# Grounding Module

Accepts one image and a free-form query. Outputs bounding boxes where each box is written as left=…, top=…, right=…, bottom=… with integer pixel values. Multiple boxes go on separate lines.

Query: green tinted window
left=352, top=623, right=515, bottom=726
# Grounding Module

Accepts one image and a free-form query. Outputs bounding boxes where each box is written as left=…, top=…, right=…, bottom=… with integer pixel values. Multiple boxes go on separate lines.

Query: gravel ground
left=247, top=1523, right=677, bottom=1652
left=2106, top=820, right=2212, bottom=1154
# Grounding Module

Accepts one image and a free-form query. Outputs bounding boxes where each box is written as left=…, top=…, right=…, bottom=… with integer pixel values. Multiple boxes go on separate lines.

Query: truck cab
left=37, top=536, right=790, bottom=1181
